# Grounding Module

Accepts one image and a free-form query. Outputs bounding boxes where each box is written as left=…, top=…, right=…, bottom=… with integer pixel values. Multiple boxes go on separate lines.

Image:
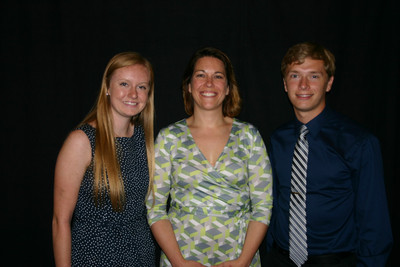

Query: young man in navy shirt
left=266, top=42, right=392, bottom=267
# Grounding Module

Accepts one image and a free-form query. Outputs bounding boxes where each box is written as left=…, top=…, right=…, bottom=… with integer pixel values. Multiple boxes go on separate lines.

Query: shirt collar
left=294, top=106, right=331, bottom=137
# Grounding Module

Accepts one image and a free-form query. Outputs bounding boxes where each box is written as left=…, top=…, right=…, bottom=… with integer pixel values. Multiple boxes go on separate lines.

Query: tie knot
left=300, top=125, right=309, bottom=137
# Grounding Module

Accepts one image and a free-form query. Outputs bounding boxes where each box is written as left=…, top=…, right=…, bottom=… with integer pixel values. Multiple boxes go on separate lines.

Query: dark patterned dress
left=71, top=124, right=155, bottom=267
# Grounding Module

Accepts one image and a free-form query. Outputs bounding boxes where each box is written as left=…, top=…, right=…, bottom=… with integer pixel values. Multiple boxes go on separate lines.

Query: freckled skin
left=283, top=58, right=334, bottom=123
left=108, top=64, right=150, bottom=121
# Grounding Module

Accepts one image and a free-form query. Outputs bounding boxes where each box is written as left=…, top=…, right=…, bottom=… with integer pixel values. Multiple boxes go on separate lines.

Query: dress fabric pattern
left=147, top=119, right=273, bottom=267
left=71, top=124, right=155, bottom=267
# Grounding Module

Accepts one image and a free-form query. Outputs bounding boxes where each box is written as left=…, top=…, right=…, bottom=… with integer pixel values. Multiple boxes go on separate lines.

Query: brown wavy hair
left=182, top=47, right=241, bottom=117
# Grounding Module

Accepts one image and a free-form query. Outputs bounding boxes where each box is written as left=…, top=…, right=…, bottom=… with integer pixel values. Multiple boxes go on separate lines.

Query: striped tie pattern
left=289, top=125, right=309, bottom=266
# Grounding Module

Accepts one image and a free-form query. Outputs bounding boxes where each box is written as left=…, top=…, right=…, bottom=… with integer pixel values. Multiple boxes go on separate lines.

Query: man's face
left=283, top=57, right=334, bottom=123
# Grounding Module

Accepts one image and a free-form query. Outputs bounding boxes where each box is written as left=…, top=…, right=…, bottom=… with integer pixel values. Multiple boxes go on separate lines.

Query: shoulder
left=270, top=120, right=295, bottom=141
left=63, top=128, right=92, bottom=152
left=325, top=109, right=376, bottom=141
left=232, top=118, right=260, bottom=134
left=321, top=109, right=380, bottom=154
left=57, top=128, right=92, bottom=168
left=232, top=119, right=267, bottom=148
left=157, top=119, right=187, bottom=136
left=75, top=123, right=96, bottom=139
left=55, top=128, right=92, bottom=186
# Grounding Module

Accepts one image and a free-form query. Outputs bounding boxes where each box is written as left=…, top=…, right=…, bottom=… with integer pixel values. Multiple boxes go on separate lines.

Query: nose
left=129, top=87, right=138, bottom=98
left=299, top=77, right=309, bottom=90
left=206, top=76, right=213, bottom=87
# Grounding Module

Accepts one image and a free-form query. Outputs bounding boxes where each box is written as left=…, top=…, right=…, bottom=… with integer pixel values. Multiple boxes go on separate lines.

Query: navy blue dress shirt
left=267, top=107, right=393, bottom=266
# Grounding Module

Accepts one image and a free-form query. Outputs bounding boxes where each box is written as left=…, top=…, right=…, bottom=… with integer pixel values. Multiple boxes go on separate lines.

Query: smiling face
left=284, top=57, right=334, bottom=123
left=107, top=64, right=150, bottom=123
left=188, top=56, right=229, bottom=113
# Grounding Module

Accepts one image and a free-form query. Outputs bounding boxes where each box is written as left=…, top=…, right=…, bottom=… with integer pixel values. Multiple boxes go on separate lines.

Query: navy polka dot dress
left=71, top=124, right=156, bottom=267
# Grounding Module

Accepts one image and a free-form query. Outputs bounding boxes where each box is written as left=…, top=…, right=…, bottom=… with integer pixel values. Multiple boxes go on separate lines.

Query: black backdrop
left=2, top=1, right=399, bottom=266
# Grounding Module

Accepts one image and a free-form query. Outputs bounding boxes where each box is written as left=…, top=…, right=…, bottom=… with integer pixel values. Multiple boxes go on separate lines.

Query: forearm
left=150, top=219, right=186, bottom=266
left=52, top=218, right=72, bottom=267
left=237, top=221, right=268, bottom=266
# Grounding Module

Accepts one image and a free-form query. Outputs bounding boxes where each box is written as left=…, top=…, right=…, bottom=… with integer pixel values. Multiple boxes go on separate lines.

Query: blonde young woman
left=147, top=47, right=273, bottom=267
left=52, top=52, right=155, bottom=266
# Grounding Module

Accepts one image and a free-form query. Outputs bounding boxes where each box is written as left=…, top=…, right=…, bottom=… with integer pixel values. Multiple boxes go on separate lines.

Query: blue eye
left=138, top=85, right=148, bottom=90
left=120, top=82, right=128, bottom=87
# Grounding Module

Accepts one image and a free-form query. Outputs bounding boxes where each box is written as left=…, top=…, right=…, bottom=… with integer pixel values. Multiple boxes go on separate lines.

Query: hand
left=173, top=259, right=207, bottom=267
left=211, top=259, right=248, bottom=267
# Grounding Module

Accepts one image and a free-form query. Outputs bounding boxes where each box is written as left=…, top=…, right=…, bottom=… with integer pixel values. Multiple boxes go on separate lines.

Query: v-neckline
left=184, top=118, right=235, bottom=169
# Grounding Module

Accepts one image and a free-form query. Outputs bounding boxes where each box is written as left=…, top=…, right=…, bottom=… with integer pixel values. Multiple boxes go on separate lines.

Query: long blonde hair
left=80, top=52, right=154, bottom=212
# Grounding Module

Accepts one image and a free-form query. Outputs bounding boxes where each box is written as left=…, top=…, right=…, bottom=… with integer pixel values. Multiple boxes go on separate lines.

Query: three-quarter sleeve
left=146, top=128, right=172, bottom=226
left=246, top=126, right=273, bottom=225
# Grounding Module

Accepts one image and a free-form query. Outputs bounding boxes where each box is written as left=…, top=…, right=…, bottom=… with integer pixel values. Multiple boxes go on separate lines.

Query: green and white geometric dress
left=147, top=119, right=273, bottom=266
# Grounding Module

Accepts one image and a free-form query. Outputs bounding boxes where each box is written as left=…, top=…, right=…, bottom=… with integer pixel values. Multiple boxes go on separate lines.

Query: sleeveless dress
left=147, top=119, right=273, bottom=266
left=71, top=124, right=155, bottom=267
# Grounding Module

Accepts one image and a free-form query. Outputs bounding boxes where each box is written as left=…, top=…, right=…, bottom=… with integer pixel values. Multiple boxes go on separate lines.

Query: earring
left=106, top=92, right=109, bottom=96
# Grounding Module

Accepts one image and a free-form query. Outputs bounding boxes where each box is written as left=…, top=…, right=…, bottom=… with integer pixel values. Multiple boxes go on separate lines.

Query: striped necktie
left=289, top=125, right=309, bottom=266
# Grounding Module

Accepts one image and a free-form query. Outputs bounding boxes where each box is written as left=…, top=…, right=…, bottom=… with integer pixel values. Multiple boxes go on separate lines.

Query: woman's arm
left=239, top=221, right=268, bottom=267
left=211, top=221, right=267, bottom=267
left=148, top=127, right=205, bottom=267
left=151, top=220, right=200, bottom=267
left=212, top=125, right=272, bottom=267
left=52, top=130, right=91, bottom=267
left=151, top=219, right=206, bottom=267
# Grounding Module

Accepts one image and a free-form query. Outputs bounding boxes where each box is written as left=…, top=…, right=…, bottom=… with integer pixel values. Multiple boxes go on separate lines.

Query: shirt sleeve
left=354, top=135, right=393, bottom=266
left=265, top=134, right=278, bottom=251
left=247, top=126, right=273, bottom=225
left=146, top=128, right=172, bottom=226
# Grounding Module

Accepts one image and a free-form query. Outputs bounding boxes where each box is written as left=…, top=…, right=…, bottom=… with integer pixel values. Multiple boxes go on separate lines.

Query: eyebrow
left=136, top=81, right=150, bottom=86
left=288, top=70, right=323, bottom=74
left=309, top=71, right=323, bottom=74
left=116, top=79, right=149, bottom=83
left=194, top=70, right=225, bottom=74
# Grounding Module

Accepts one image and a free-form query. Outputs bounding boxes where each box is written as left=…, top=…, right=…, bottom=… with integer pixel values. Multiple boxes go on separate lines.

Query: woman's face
left=189, top=56, right=229, bottom=113
left=107, top=64, right=150, bottom=122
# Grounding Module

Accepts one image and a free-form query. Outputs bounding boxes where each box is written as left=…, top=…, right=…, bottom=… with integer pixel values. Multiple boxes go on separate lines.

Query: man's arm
left=354, top=136, right=393, bottom=266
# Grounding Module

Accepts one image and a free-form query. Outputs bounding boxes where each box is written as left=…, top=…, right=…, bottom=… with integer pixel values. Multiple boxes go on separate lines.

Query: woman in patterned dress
left=52, top=52, right=156, bottom=266
left=147, top=47, right=273, bottom=267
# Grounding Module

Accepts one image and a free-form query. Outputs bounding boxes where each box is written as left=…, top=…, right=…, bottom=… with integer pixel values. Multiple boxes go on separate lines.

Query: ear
left=326, top=76, right=334, bottom=92
left=283, top=79, right=288, bottom=92
left=188, top=84, right=192, bottom=93
left=225, top=85, right=229, bottom=95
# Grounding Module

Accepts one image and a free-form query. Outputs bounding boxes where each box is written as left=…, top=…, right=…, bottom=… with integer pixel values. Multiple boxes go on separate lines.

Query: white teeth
left=201, top=92, right=216, bottom=96
left=124, top=102, right=138, bottom=106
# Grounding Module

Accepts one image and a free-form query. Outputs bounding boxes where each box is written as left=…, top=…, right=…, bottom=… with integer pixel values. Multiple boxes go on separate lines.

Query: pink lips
left=297, top=94, right=312, bottom=99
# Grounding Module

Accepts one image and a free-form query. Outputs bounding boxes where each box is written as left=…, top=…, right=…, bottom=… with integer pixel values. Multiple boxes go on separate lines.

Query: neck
left=188, top=110, right=229, bottom=128
left=113, top=117, right=134, bottom=137
left=295, top=105, right=325, bottom=124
